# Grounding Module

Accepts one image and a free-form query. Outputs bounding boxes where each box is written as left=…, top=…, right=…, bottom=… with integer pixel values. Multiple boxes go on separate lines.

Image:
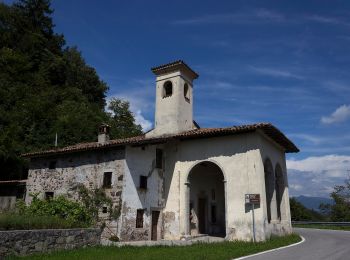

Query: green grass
left=0, top=213, right=88, bottom=230
left=293, top=224, right=350, bottom=231
left=9, top=234, right=301, bottom=260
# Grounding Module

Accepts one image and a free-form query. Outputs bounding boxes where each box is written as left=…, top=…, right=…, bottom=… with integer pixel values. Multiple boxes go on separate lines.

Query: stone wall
left=0, top=228, right=101, bottom=257
left=26, top=148, right=125, bottom=220
left=0, top=196, right=16, bottom=211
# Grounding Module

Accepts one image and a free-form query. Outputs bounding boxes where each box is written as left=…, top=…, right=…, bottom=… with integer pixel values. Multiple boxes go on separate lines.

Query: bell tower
left=146, top=60, right=199, bottom=137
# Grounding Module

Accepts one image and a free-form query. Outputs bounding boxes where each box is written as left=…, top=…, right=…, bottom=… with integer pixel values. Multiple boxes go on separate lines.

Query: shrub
left=109, top=235, right=120, bottom=242
left=75, top=184, right=116, bottom=221
left=23, top=194, right=92, bottom=225
left=1, top=194, right=93, bottom=230
left=0, top=213, right=86, bottom=230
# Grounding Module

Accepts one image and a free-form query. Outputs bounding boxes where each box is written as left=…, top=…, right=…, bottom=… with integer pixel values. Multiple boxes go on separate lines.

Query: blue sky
left=6, top=0, right=350, bottom=197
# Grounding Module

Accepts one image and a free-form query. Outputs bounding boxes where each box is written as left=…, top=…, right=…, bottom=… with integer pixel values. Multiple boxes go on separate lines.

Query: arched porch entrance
left=187, top=161, right=226, bottom=237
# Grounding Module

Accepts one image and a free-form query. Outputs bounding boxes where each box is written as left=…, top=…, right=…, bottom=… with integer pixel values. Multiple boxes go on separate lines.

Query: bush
left=109, top=235, right=120, bottom=242
left=75, top=184, right=120, bottom=221
left=21, top=194, right=92, bottom=225
left=0, top=194, right=93, bottom=230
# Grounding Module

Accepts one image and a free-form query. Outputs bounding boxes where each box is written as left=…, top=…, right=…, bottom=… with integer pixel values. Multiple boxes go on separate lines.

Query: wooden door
left=151, top=211, right=160, bottom=240
left=198, top=198, right=207, bottom=234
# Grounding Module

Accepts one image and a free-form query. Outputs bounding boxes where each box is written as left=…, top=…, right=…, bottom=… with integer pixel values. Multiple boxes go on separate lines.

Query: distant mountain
left=294, top=195, right=334, bottom=211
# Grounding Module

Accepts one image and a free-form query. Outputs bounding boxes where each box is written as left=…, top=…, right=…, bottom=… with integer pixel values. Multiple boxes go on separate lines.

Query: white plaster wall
left=120, top=145, right=164, bottom=240
left=160, top=133, right=268, bottom=241
left=159, top=132, right=291, bottom=241
left=147, top=71, right=195, bottom=137
left=258, top=132, right=292, bottom=236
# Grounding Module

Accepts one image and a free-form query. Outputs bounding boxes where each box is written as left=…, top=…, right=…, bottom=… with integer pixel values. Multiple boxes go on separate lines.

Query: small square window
left=156, top=149, right=163, bottom=169
left=140, top=175, right=147, bottom=189
left=136, top=209, right=144, bottom=228
left=49, top=161, right=56, bottom=169
left=102, top=206, right=108, bottom=213
left=45, top=192, right=54, bottom=200
left=103, top=172, right=112, bottom=188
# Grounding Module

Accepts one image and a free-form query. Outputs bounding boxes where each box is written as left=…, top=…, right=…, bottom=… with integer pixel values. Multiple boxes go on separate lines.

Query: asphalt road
left=243, top=228, right=350, bottom=260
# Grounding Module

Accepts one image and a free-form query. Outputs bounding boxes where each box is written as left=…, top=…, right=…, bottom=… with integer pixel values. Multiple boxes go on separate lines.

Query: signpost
left=245, top=194, right=260, bottom=243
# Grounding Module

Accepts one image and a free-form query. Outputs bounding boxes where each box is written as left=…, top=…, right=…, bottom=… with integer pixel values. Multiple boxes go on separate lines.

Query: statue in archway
left=190, top=206, right=199, bottom=236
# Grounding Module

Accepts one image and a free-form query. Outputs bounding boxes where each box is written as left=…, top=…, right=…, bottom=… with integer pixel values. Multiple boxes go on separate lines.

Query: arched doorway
left=187, top=161, right=226, bottom=237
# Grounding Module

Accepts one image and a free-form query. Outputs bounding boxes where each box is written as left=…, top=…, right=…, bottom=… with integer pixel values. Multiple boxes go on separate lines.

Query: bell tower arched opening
left=147, top=60, right=198, bottom=137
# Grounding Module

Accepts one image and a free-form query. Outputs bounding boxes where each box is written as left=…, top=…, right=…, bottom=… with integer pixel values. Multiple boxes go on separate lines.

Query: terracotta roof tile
left=151, top=60, right=199, bottom=79
left=22, top=123, right=299, bottom=158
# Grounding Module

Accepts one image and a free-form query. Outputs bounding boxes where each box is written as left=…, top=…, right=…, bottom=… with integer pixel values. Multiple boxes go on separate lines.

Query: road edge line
left=232, top=235, right=305, bottom=260
left=295, top=227, right=350, bottom=232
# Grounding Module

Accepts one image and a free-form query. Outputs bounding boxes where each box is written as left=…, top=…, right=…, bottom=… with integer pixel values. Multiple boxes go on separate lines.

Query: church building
left=23, top=60, right=299, bottom=241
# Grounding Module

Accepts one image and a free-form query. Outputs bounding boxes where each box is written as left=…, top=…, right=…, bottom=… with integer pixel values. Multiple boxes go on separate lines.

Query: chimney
left=98, top=124, right=110, bottom=144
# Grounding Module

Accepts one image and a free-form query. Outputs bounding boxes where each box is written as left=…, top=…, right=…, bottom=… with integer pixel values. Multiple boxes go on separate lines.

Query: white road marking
left=232, top=235, right=306, bottom=260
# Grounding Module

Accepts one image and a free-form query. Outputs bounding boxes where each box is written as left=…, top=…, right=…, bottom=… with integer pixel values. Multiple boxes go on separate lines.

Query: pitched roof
left=151, top=60, right=199, bottom=79
left=22, top=123, right=299, bottom=158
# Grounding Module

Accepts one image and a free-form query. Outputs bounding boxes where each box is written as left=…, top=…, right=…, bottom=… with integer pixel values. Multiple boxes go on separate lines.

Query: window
left=139, top=175, right=148, bottom=189
left=211, top=204, right=217, bottom=223
left=102, top=206, right=108, bottom=213
left=184, top=83, right=190, bottom=102
left=136, top=209, right=144, bottom=228
left=103, top=172, right=112, bottom=188
left=45, top=192, right=54, bottom=200
left=163, top=81, right=173, bottom=98
left=211, top=189, right=216, bottom=201
left=49, top=161, right=56, bottom=169
left=156, top=149, right=163, bottom=169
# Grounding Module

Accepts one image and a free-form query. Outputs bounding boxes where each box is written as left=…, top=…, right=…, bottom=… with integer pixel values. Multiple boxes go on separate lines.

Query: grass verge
left=9, top=234, right=301, bottom=260
left=293, top=224, right=350, bottom=231
left=0, top=213, right=88, bottom=230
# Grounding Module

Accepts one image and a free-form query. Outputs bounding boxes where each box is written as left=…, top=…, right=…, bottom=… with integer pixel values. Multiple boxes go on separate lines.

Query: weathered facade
left=24, top=61, right=299, bottom=242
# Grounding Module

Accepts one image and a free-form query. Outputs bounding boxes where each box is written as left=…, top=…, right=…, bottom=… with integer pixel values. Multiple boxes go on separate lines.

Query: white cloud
left=288, top=133, right=324, bottom=145
left=287, top=155, right=350, bottom=178
left=106, top=95, right=153, bottom=132
left=290, top=183, right=303, bottom=191
left=306, top=15, right=350, bottom=27
left=255, top=9, right=284, bottom=20
left=171, top=9, right=284, bottom=25
left=250, top=66, right=304, bottom=79
left=134, top=110, right=152, bottom=131
left=106, top=78, right=154, bottom=132
left=287, top=155, right=350, bottom=197
left=325, top=81, right=350, bottom=93
left=321, top=104, right=350, bottom=124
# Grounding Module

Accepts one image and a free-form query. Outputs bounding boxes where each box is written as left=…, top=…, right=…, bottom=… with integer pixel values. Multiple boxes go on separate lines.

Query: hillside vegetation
left=0, top=0, right=142, bottom=180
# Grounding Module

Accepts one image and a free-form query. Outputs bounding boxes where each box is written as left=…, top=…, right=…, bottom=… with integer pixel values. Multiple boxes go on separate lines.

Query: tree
left=290, top=197, right=325, bottom=221
left=320, top=178, right=350, bottom=221
left=0, top=0, right=142, bottom=180
left=107, top=98, right=142, bottom=139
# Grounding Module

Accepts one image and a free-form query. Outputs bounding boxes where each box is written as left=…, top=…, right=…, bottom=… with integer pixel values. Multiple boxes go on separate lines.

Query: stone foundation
left=0, top=228, right=101, bottom=257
